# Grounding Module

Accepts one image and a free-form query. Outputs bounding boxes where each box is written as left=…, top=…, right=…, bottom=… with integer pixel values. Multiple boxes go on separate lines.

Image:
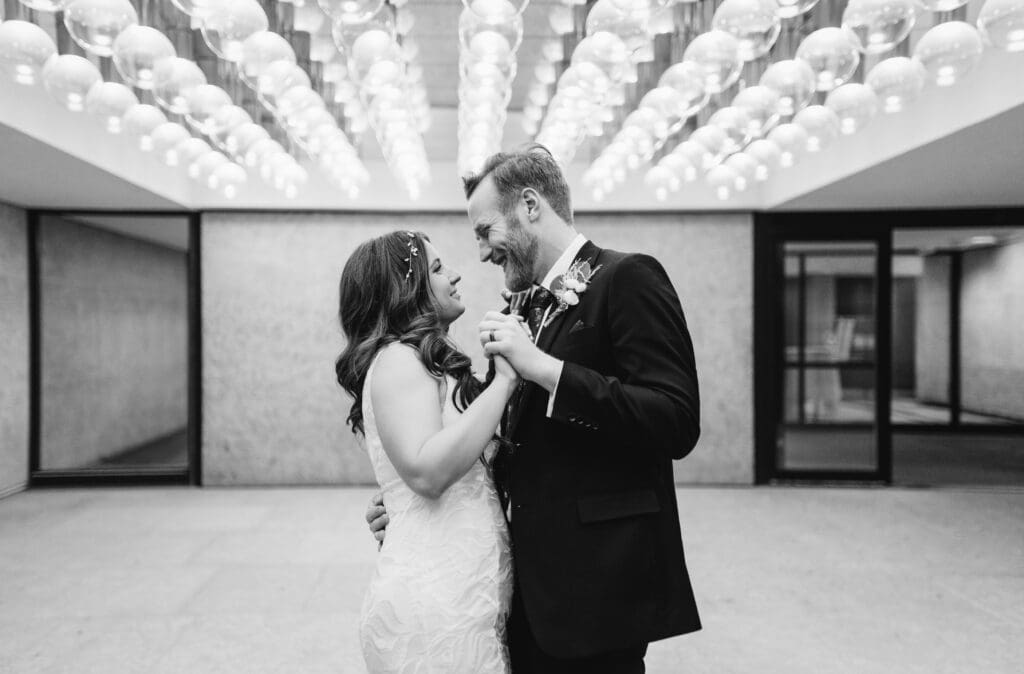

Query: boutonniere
left=546, top=259, right=602, bottom=327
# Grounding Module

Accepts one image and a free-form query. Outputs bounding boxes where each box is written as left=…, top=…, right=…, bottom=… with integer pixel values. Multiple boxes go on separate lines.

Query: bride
left=335, top=230, right=518, bottom=674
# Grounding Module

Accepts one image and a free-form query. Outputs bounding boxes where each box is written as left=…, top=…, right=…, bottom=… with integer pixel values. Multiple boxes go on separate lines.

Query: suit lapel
left=537, top=240, right=601, bottom=353
left=508, top=241, right=603, bottom=438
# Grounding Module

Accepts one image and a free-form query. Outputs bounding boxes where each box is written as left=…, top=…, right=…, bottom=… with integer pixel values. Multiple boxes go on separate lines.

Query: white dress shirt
left=534, top=233, right=588, bottom=416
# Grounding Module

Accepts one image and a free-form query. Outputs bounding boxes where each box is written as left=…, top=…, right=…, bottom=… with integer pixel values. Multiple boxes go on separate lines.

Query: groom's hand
left=479, top=312, right=562, bottom=393
left=365, top=492, right=388, bottom=546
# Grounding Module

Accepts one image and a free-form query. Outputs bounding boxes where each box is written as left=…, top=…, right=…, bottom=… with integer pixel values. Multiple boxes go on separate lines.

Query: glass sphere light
left=122, top=103, right=167, bottom=150
left=913, top=21, right=984, bottom=87
left=731, top=85, right=781, bottom=136
left=150, top=121, right=192, bottom=166
left=766, top=123, right=809, bottom=166
left=111, top=25, right=176, bottom=90
left=842, top=0, right=917, bottom=55
left=175, top=137, right=213, bottom=169
left=42, top=54, right=101, bottom=111
left=825, top=82, right=878, bottom=134
left=724, top=152, right=758, bottom=191
left=152, top=57, right=207, bottom=115
left=62, top=0, right=138, bottom=58
left=688, top=125, right=730, bottom=165
left=85, top=81, right=138, bottom=133
left=745, top=138, right=783, bottom=180
left=708, top=106, right=754, bottom=154
left=644, top=165, right=679, bottom=202
left=239, top=31, right=296, bottom=89
left=190, top=150, right=229, bottom=182
left=792, top=104, right=840, bottom=151
left=712, top=0, right=782, bottom=62
left=672, top=139, right=714, bottom=174
left=659, top=152, right=698, bottom=183
left=211, top=162, right=248, bottom=198
left=572, top=32, right=633, bottom=84
left=759, top=59, right=816, bottom=116
left=225, top=121, right=270, bottom=156
left=462, top=0, right=530, bottom=17
left=0, top=20, right=57, bottom=86
left=775, top=0, right=820, bottom=20
left=795, top=27, right=861, bottom=92
left=917, top=0, right=968, bottom=10
left=257, top=61, right=310, bottom=111
left=707, top=164, right=740, bottom=200
left=184, top=84, right=233, bottom=135
left=585, top=0, right=655, bottom=63
left=317, top=0, right=385, bottom=22
left=977, top=0, right=1024, bottom=52
left=865, top=56, right=926, bottom=113
left=201, top=0, right=269, bottom=63
left=208, top=105, right=252, bottom=149
left=683, top=30, right=742, bottom=94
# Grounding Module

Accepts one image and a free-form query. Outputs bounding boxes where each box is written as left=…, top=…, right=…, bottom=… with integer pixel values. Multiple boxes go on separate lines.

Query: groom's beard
left=504, top=222, right=538, bottom=293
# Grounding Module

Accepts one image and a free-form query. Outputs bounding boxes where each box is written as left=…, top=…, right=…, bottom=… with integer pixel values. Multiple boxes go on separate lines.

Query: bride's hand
left=492, top=354, right=519, bottom=386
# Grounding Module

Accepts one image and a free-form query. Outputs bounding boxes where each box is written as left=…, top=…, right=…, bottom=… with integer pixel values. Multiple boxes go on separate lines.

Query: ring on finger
left=488, top=330, right=496, bottom=343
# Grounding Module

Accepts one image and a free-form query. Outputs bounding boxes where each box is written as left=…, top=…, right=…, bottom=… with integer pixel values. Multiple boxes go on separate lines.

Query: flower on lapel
left=546, top=259, right=601, bottom=327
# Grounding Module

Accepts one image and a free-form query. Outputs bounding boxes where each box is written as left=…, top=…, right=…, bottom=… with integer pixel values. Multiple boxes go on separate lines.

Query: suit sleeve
left=549, top=254, right=700, bottom=460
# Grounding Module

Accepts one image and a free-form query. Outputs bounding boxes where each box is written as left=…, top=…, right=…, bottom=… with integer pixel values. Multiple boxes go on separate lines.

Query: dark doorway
left=755, top=211, right=1024, bottom=486
left=28, top=211, right=201, bottom=486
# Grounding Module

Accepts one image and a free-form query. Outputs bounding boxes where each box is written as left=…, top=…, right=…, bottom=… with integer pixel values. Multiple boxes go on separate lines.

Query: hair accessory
left=403, top=231, right=419, bottom=280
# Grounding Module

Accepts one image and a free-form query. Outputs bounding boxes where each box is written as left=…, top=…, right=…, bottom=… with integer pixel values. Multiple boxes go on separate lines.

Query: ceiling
left=69, top=214, right=191, bottom=251
left=0, top=1, right=1023, bottom=213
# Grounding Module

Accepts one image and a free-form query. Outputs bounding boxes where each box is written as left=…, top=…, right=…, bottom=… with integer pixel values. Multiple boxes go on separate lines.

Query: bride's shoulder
left=371, top=343, right=439, bottom=392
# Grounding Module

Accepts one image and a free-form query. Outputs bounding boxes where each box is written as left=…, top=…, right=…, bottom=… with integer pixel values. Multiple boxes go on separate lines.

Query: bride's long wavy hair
left=335, top=231, right=484, bottom=437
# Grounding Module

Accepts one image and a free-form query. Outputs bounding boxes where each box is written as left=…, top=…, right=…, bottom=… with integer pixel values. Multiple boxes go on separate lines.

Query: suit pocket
left=554, top=326, right=600, bottom=362
left=577, top=489, right=661, bottom=524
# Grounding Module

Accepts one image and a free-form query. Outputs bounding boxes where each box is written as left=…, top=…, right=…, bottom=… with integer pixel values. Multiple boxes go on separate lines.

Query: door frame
left=26, top=210, right=202, bottom=487
left=754, top=212, right=892, bottom=483
left=754, top=208, right=1024, bottom=484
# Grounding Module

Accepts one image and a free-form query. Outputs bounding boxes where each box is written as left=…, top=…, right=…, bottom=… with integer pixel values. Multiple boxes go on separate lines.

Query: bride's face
left=423, top=241, right=465, bottom=326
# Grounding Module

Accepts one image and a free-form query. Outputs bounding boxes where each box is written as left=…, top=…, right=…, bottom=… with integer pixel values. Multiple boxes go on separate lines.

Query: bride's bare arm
left=371, top=344, right=517, bottom=499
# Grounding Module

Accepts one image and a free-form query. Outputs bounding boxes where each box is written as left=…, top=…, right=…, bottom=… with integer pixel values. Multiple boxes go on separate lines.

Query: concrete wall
left=961, top=239, right=1024, bottom=421
left=0, top=202, right=29, bottom=498
left=38, top=217, right=188, bottom=469
left=201, top=211, right=754, bottom=485
left=916, top=255, right=951, bottom=405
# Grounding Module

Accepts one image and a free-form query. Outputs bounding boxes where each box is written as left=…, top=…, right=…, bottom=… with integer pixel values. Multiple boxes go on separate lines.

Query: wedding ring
left=489, top=330, right=496, bottom=343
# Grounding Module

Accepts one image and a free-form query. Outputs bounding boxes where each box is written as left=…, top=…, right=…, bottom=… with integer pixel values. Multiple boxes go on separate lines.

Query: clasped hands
left=478, top=312, right=562, bottom=393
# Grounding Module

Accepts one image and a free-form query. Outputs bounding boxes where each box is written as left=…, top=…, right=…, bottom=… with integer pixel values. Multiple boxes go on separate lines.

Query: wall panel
left=201, top=211, right=754, bottom=485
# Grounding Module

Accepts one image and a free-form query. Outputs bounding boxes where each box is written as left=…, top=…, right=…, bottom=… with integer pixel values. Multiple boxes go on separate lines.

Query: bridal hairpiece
left=403, top=231, right=419, bottom=280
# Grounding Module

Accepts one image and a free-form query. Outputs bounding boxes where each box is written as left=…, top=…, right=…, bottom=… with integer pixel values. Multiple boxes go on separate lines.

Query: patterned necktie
left=527, top=286, right=555, bottom=336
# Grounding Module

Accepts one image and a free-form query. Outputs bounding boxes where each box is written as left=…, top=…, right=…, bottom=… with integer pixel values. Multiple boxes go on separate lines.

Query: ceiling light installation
left=0, top=0, right=398, bottom=200
left=326, top=0, right=431, bottom=199
left=457, top=0, right=530, bottom=176
left=522, top=0, right=1023, bottom=203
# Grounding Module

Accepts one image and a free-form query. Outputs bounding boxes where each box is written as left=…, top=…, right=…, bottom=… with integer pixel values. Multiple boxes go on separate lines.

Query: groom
left=370, top=144, right=701, bottom=673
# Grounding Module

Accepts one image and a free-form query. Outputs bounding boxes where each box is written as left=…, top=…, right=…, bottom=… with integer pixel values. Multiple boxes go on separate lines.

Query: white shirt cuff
left=545, top=361, right=564, bottom=418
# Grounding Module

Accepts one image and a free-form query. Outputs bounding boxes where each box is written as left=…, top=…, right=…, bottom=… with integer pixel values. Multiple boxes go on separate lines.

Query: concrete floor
left=1, top=487, right=1022, bottom=674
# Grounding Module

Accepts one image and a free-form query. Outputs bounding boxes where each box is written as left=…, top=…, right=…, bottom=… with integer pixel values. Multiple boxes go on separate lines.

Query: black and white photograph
left=1, top=0, right=1022, bottom=672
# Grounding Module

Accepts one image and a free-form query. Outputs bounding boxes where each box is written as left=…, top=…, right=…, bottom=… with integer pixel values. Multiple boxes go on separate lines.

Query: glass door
left=769, top=231, right=892, bottom=481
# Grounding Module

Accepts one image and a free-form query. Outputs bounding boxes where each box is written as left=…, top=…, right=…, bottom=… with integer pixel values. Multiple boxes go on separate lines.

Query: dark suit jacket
left=500, top=240, right=701, bottom=659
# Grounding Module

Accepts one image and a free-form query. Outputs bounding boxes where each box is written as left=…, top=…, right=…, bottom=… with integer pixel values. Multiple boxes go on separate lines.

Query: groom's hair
left=462, top=143, right=574, bottom=225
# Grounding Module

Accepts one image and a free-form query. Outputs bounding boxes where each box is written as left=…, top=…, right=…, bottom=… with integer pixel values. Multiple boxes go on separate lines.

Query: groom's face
left=468, top=175, right=539, bottom=293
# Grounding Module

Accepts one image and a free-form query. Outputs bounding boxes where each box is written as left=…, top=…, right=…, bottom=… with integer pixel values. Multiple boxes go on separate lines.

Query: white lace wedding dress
left=358, top=350, right=512, bottom=674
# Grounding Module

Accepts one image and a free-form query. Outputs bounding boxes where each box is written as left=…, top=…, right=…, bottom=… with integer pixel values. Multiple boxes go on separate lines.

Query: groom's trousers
left=510, top=586, right=648, bottom=674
